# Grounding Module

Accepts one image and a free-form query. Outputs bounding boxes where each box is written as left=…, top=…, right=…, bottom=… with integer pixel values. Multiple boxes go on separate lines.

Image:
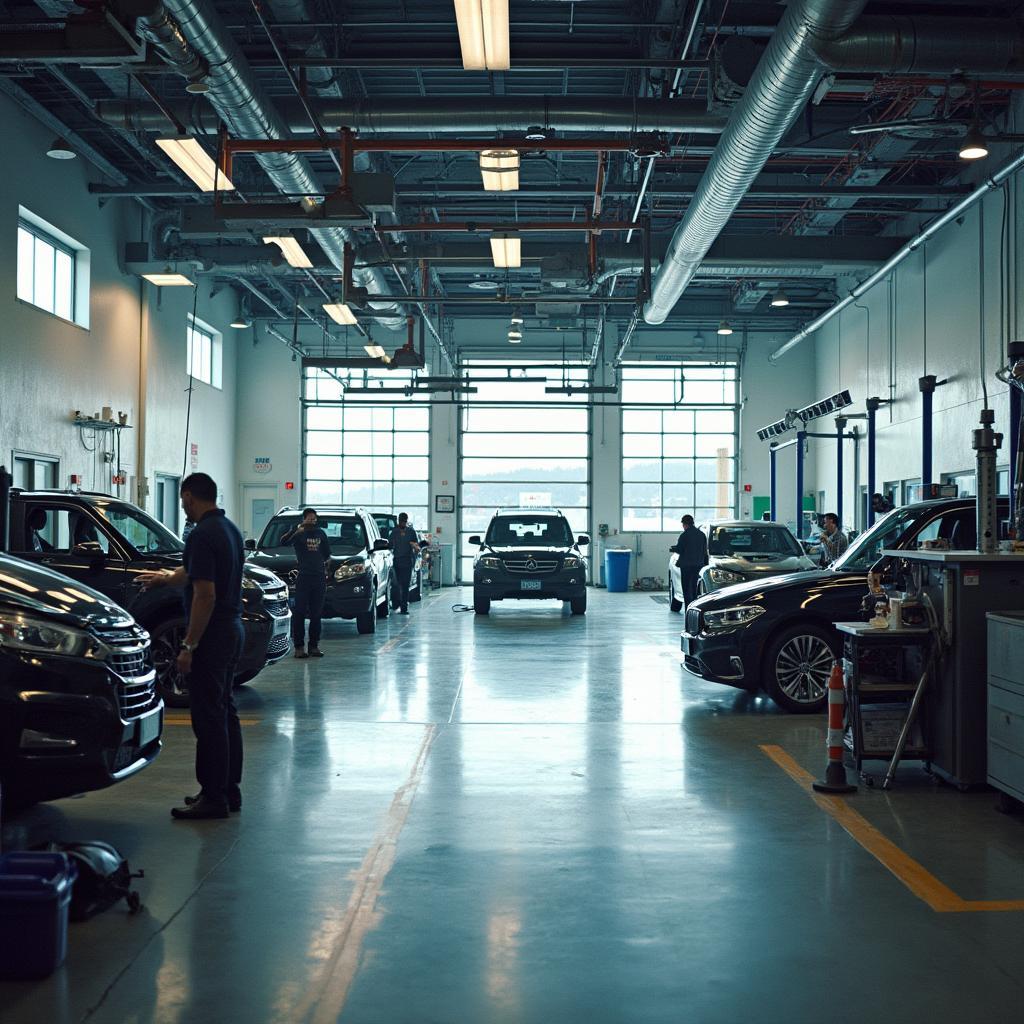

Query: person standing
left=137, top=473, right=244, bottom=820
left=282, top=508, right=332, bottom=658
left=871, top=492, right=893, bottom=516
left=673, top=514, right=709, bottom=607
left=820, top=512, right=849, bottom=565
left=388, top=512, right=420, bottom=614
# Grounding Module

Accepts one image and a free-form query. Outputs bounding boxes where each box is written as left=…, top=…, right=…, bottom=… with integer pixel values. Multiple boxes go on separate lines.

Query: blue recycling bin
left=604, top=548, right=631, bottom=593
left=0, top=852, right=77, bottom=979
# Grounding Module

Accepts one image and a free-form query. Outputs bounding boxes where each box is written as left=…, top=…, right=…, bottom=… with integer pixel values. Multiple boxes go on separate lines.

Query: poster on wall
left=254, top=457, right=272, bottom=475
left=435, top=494, right=455, bottom=513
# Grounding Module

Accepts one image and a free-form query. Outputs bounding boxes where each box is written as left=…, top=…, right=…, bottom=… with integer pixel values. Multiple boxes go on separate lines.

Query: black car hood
left=484, top=546, right=578, bottom=557
left=0, top=554, right=134, bottom=629
left=691, top=567, right=845, bottom=609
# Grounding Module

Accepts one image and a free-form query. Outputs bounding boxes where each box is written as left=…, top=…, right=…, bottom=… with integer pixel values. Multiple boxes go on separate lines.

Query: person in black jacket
left=282, top=508, right=333, bottom=658
left=672, top=514, right=709, bottom=607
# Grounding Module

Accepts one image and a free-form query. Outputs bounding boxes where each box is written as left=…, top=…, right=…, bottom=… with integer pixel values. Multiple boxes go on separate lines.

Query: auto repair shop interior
left=2, top=1, right=1024, bottom=1021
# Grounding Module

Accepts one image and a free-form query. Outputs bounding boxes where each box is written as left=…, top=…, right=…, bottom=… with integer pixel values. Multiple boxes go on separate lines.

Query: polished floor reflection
left=4, top=589, right=1024, bottom=1023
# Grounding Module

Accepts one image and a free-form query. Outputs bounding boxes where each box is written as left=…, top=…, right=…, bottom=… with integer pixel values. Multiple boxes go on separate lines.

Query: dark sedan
left=681, top=498, right=985, bottom=713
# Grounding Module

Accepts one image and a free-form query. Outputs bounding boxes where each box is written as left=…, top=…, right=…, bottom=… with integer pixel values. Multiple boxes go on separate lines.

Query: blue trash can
left=604, top=548, right=632, bottom=593
left=0, top=852, right=77, bottom=979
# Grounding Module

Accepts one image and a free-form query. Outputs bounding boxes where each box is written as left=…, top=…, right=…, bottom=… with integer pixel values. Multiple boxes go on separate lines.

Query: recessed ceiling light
left=46, top=138, right=76, bottom=161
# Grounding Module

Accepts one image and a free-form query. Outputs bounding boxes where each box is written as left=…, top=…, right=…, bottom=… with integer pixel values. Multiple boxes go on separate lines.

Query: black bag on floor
left=33, top=840, right=144, bottom=920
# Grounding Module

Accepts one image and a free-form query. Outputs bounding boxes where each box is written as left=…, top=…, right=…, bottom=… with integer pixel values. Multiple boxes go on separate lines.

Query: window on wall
left=16, top=208, right=89, bottom=327
left=302, top=369, right=430, bottom=530
left=186, top=315, right=223, bottom=388
left=620, top=364, right=738, bottom=531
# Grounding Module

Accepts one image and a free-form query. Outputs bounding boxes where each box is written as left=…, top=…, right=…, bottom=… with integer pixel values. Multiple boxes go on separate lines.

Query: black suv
left=0, top=553, right=163, bottom=808
left=247, top=507, right=394, bottom=634
left=682, top=498, right=996, bottom=714
left=371, top=512, right=426, bottom=605
left=471, top=507, right=589, bottom=615
left=9, top=491, right=291, bottom=707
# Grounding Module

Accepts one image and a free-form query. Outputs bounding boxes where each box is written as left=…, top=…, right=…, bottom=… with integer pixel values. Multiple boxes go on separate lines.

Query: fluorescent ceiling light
left=323, top=302, right=358, bottom=325
left=263, top=235, right=313, bottom=268
left=364, top=344, right=388, bottom=359
left=490, top=233, right=521, bottom=268
left=479, top=149, right=519, bottom=192
left=142, top=268, right=194, bottom=287
left=959, top=125, right=989, bottom=161
left=717, top=319, right=733, bottom=336
left=770, top=289, right=790, bottom=307
left=454, top=0, right=510, bottom=71
left=156, top=137, right=235, bottom=193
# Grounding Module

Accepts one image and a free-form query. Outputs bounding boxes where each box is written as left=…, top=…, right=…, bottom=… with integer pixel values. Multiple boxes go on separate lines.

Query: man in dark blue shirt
left=282, top=508, right=332, bottom=658
left=388, top=512, right=420, bottom=614
left=138, top=473, right=245, bottom=820
left=672, top=514, right=709, bottom=607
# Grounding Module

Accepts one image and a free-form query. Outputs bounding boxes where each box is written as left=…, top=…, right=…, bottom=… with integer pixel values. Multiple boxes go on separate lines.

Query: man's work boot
left=171, top=795, right=229, bottom=820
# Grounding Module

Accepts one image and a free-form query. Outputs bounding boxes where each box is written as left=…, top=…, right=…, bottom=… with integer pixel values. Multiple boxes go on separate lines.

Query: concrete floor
left=4, top=588, right=1024, bottom=1023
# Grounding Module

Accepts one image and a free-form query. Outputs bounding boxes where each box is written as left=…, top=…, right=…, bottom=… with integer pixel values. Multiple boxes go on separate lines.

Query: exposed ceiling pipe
left=136, top=0, right=406, bottom=329
left=769, top=146, right=1024, bottom=363
left=95, top=96, right=728, bottom=135
left=811, top=16, right=1024, bottom=74
left=639, top=0, right=869, bottom=333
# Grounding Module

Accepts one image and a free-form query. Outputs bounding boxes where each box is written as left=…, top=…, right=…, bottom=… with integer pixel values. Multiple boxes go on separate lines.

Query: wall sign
left=435, top=494, right=456, bottom=513
left=190, top=442, right=199, bottom=472
left=254, top=457, right=272, bottom=475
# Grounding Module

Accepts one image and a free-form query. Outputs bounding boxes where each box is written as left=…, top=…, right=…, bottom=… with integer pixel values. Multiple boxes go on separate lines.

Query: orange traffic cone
left=812, top=660, right=856, bottom=794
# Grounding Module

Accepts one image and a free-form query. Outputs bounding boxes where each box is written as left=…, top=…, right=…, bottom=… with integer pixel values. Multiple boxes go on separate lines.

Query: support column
left=1011, top=383, right=1022, bottom=528
left=769, top=444, right=778, bottom=522
left=866, top=397, right=880, bottom=528
left=835, top=416, right=847, bottom=529
left=919, top=375, right=937, bottom=489
left=795, top=430, right=806, bottom=539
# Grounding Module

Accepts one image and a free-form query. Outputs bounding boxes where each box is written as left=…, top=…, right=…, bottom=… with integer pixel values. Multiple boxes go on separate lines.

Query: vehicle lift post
left=866, top=397, right=884, bottom=528
left=919, top=375, right=948, bottom=488
left=795, top=429, right=807, bottom=538
left=835, top=416, right=847, bottom=529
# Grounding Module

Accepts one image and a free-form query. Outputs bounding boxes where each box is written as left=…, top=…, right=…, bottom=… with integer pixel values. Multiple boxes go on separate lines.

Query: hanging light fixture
left=490, top=233, right=521, bottom=268
left=141, top=266, right=194, bottom=287
left=958, top=124, right=989, bottom=161
left=230, top=314, right=251, bottom=329
left=454, top=0, right=510, bottom=71
left=510, top=310, right=524, bottom=325
left=46, top=138, right=76, bottom=161
left=717, top=320, right=734, bottom=336
left=323, top=302, right=358, bottom=325
left=155, top=137, right=235, bottom=192
left=507, top=330, right=522, bottom=344
left=770, top=289, right=790, bottom=307
left=479, top=149, right=520, bottom=192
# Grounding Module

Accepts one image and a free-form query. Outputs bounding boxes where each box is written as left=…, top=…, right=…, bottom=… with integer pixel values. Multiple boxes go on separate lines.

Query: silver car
left=668, top=520, right=814, bottom=611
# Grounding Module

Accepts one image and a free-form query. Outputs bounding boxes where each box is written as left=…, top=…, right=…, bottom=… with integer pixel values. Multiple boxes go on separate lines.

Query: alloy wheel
left=774, top=634, right=833, bottom=705
left=152, top=621, right=190, bottom=704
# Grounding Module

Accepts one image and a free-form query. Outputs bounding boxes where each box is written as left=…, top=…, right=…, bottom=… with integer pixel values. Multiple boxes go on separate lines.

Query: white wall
left=0, top=91, right=240, bottom=517
left=808, top=180, right=1021, bottom=527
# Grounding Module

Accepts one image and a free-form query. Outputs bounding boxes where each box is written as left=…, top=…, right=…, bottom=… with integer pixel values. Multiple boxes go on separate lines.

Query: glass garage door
left=303, top=369, right=430, bottom=531
left=459, top=363, right=590, bottom=581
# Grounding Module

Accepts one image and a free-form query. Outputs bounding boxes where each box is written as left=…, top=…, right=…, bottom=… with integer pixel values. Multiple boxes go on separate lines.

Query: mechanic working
left=282, top=507, right=333, bottom=658
left=673, top=514, right=709, bottom=607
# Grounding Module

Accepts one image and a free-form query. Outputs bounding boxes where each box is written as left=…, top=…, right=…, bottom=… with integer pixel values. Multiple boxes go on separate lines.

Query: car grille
left=93, top=625, right=157, bottom=721
left=685, top=607, right=702, bottom=634
left=264, top=597, right=290, bottom=618
left=268, top=633, right=291, bottom=658
left=503, top=558, right=559, bottom=574
left=119, top=679, right=157, bottom=720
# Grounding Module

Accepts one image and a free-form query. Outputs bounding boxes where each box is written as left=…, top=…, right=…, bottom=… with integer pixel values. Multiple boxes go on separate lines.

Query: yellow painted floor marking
left=295, top=723, right=438, bottom=1024
left=164, top=716, right=261, bottom=727
left=760, top=744, right=1024, bottom=914
left=375, top=635, right=406, bottom=656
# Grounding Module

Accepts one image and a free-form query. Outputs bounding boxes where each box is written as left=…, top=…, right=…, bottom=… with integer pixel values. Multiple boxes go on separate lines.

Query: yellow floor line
left=760, top=744, right=1024, bottom=914
left=294, top=723, right=438, bottom=1024
left=164, top=717, right=261, bottom=727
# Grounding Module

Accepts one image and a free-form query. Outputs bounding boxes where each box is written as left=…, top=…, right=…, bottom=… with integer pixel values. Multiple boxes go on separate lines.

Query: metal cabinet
left=988, top=612, right=1024, bottom=803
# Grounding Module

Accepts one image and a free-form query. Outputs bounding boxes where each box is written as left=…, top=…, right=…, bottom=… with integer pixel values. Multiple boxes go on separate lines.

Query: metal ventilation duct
left=137, top=0, right=405, bottom=328
left=641, top=0, right=869, bottom=328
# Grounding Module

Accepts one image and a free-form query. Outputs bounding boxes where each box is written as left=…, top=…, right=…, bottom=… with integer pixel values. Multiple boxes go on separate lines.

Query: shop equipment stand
left=836, top=623, right=933, bottom=789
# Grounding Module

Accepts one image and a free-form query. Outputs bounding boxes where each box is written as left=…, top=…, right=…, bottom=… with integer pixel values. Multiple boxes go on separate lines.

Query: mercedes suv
left=9, top=490, right=291, bottom=707
left=470, top=507, right=589, bottom=615
left=0, top=553, right=163, bottom=808
left=247, top=507, right=393, bottom=634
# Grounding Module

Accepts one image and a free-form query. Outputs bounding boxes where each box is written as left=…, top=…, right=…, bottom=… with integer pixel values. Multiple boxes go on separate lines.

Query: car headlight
left=563, top=556, right=582, bottom=569
left=479, top=556, right=502, bottom=569
left=0, top=615, right=98, bottom=658
left=334, top=561, right=371, bottom=581
left=702, top=605, right=765, bottom=632
left=241, top=576, right=261, bottom=591
left=709, top=567, right=744, bottom=584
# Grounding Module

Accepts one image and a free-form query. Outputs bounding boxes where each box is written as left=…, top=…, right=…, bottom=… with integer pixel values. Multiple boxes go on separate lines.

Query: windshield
left=832, top=507, right=920, bottom=571
left=708, top=526, right=802, bottom=557
left=372, top=514, right=397, bottom=535
left=95, top=502, right=184, bottom=554
left=486, top=515, right=573, bottom=547
left=260, top=516, right=367, bottom=554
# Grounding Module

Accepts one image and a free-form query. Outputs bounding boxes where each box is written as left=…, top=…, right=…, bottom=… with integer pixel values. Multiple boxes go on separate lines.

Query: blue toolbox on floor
left=0, top=852, right=77, bottom=979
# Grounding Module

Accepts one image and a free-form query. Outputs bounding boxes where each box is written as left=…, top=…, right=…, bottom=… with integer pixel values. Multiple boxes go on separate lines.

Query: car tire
left=570, top=595, right=587, bottom=615
left=669, top=580, right=682, bottom=613
left=474, top=593, right=490, bottom=615
left=149, top=616, right=191, bottom=708
left=356, top=608, right=376, bottom=634
left=377, top=578, right=391, bottom=619
left=764, top=623, right=837, bottom=714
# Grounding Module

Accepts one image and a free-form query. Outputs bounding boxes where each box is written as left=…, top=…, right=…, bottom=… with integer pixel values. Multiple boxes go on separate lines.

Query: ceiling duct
left=641, top=0, right=869, bottom=330
left=95, top=96, right=728, bottom=136
left=136, top=0, right=405, bottom=328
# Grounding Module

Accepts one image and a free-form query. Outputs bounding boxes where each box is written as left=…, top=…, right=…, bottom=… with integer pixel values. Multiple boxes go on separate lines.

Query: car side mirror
left=244, top=538, right=256, bottom=551
left=373, top=538, right=391, bottom=551
left=576, top=535, right=590, bottom=546
left=469, top=535, right=482, bottom=545
left=72, top=541, right=106, bottom=568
